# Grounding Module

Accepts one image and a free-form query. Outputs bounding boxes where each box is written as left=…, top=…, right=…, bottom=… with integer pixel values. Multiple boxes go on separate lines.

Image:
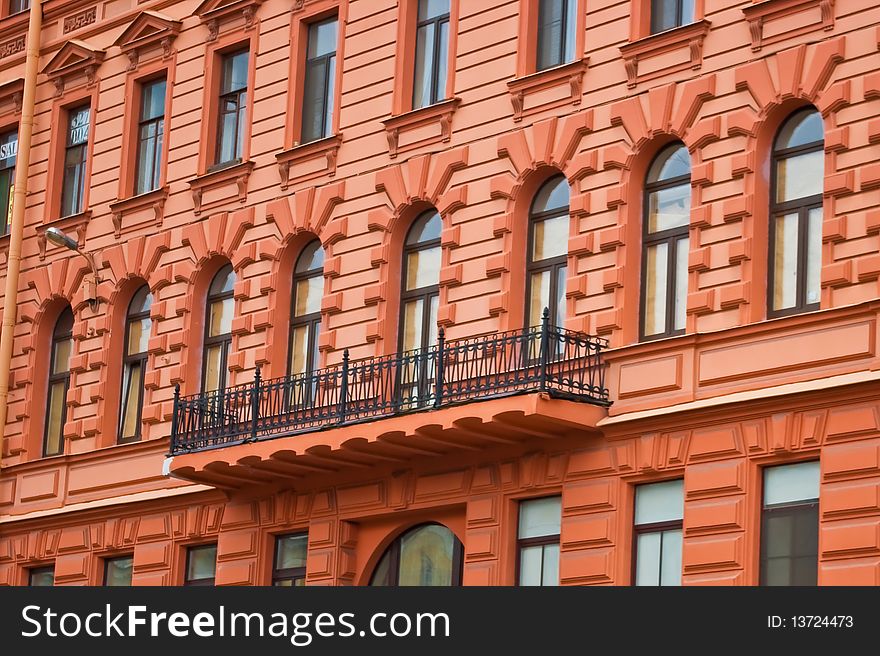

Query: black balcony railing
left=169, top=311, right=610, bottom=455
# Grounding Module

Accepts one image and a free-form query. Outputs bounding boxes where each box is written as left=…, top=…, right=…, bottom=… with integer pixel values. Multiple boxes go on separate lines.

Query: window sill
left=742, top=0, right=833, bottom=52
left=188, top=159, right=254, bottom=215
left=36, top=211, right=92, bottom=260
left=619, top=20, right=710, bottom=89
left=108, top=186, right=169, bottom=238
left=275, top=133, right=342, bottom=189
left=507, top=59, right=587, bottom=123
left=381, top=97, right=460, bottom=158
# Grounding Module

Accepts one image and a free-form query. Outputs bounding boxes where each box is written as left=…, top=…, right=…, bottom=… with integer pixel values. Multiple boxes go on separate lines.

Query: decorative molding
left=42, top=39, right=105, bottom=95
left=63, top=6, right=97, bottom=34
left=194, top=0, right=264, bottom=40
left=108, top=186, right=169, bottom=239
left=506, top=59, right=588, bottom=122
left=381, top=97, right=461, bottom=158
left=188, top=160, right=255, bottom=215
left=619, top=20, right=710, bottom=89
left=0, top=35, right=24, bottom=60
left=0, top=77, right=23, bottom=115
left=743, top=0, right=834, bottom=52
left=275, top=134, right=342, bottom=189
left=114, top=11, right=182, bottom=71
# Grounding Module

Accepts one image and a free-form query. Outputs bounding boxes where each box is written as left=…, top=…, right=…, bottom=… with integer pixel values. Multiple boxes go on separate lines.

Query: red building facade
left=1, top=0, right=879, bottom=586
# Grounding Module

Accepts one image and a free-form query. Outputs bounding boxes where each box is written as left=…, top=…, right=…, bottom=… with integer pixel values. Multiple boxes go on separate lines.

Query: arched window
left=399, top=211, right=441, bottom=407
left=119, top=286, right=152, bottom=443
left=526, top=175, right=569, bottom=329
left=289, top=240, right=325, bottom=377
left=44, top=307, right=73, bottom=457
left=400, top=210, right=442, bottom=352
left=642, top=143, right=691, bottom=340
left=203, top=264, right=235, bottom=393
left=369, top=524, right=463, bottom=586
left=769, top=108, right=824, bottom=317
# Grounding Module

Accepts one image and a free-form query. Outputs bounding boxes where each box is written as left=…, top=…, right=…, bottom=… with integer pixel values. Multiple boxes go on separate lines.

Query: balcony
left=170, top=318, right=610, bottom=457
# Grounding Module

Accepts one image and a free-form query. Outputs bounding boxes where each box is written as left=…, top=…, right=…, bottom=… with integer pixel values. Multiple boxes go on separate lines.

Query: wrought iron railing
left=169, top=311, right=610, bottom=455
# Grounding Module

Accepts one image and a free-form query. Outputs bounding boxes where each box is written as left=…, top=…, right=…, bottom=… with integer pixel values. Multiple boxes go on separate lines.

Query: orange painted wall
left=0, top=0, right=879, bottom=585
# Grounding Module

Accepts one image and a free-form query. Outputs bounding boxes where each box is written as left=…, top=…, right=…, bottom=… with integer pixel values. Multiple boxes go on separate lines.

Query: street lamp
left=45, top=227, right=101, bottom=310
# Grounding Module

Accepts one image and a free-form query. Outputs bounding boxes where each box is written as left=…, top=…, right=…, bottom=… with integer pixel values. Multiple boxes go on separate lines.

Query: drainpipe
left=0, top=0, right=43, bottom=462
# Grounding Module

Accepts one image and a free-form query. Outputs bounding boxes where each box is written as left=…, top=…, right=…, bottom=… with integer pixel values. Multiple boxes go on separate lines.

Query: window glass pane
left=294, top=275, right=323, bottom=317
left=776, top=150, right=823, bottom=203
left=105, top=557, right=133, bottom=586
left=209, top=298, right=234, bottom=337
left=413, top=24, right=435, bottom=109
left=650, top=0, right=678, bottom=33
left=564, top=0, right=576, bottom=62
left=673, top=236, right=689, bottom=331
left=428, top=294, right=439, bottom=347
left=776, top=110, right=823, bottom=150
left=555, top=265, right=567, bottom=329
left=140, top=79, right=166, bottom=122
left=302, top=58, right=329, bottom=142
left=541, top=543, right=560, bottom=586
left=648, top=144, right=691, bottom=183
left=531, top=214, right=568, bottom=261
left=127, top=317, right=151, bottom=356
left=296, top=241, right=325, bottom=272
left=324, top=54, right=336, bottom=138
left=537, top=0, right=564, bottom=70
left=635, top=531, right=661, bottom=585
left=401, top=299, right=425, bottom=352
left=418, top=0, right=449, bottom=20
left=203, top=345, right=224, bottom=393
left=635, top=479, right=684, bottom=525
left=659, top=529, right=682, bottom=586
left=30, top=568, right=54, bottom=587
left=528, top=269, right=551, bottom=328
left=52, top=338, right=71, bottom=375
left=764, top=461, right=820, bottom=506
left=532, top=177, right=569, bottom=214
left=370, top=550, right=393, bottom=586
left=222, top=51, right=249, bottom=94
left=648, top=183, right=691, bottom=233
left=518, top=545, right=543, bottom=586
left=518, top=496, right=562, bottom=539
left=398, top=525, right=456, bottom=586
left=436, top=21, right=449, bottom=102
left=119, top=362, right=142, bottom=440
left=806, top=207, right=822, bottom=306
left=406, top=212, right=442, bottom=244
left=275, top=534, right=308, bottom=570
left=308, top=18, right=338, bottom=58
left=643, top=242, right=668, bottom=336
left=67, top=107, right=90, bottom=146
left=210, top=266, right=236, bottom=295
left=405, top=246, right=441, bottom=290
left=0, top=129, right=18, bottom=168
left=288, top=325, right=311, bottom=376
left=772, top=213, right=799, bottom=311
left=218, top=104, right=239, bottom=164
left=187, top=545, right=217, bottom=582
left=681, top=0, right=695, bottom=24
left=45, top=381, right=66, bottom=455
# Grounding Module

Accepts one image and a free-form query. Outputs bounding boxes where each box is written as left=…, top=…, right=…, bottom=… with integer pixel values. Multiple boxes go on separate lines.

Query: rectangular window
left=760, top=461, right=819, bottom=586
left=650, top=0, right=695, bottom=34
left=633, top=479, right=683, bottom=586
left=215, top=50, right=249, bottom=168
left=104, top=555, right=134, bottom=586
left=413, top=0, right=450, bottom=109
left=517, top=496, right=561, bottom=586
left=0, top=129, right=16, bottom=237
left=184, top=544, right=217, bottom=586
left=301, top=17, right=338, bottom=143
left=60, top=105, right=90, bottom=217
left=29, top=567, right=54, bottom=586
left=273, top=533, right=308, bottom=586
left=9, top=0, right=29, bottom=14
left=536, top=0, right=576, bottom=71
left=134, top=77, right=166, bottom=196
